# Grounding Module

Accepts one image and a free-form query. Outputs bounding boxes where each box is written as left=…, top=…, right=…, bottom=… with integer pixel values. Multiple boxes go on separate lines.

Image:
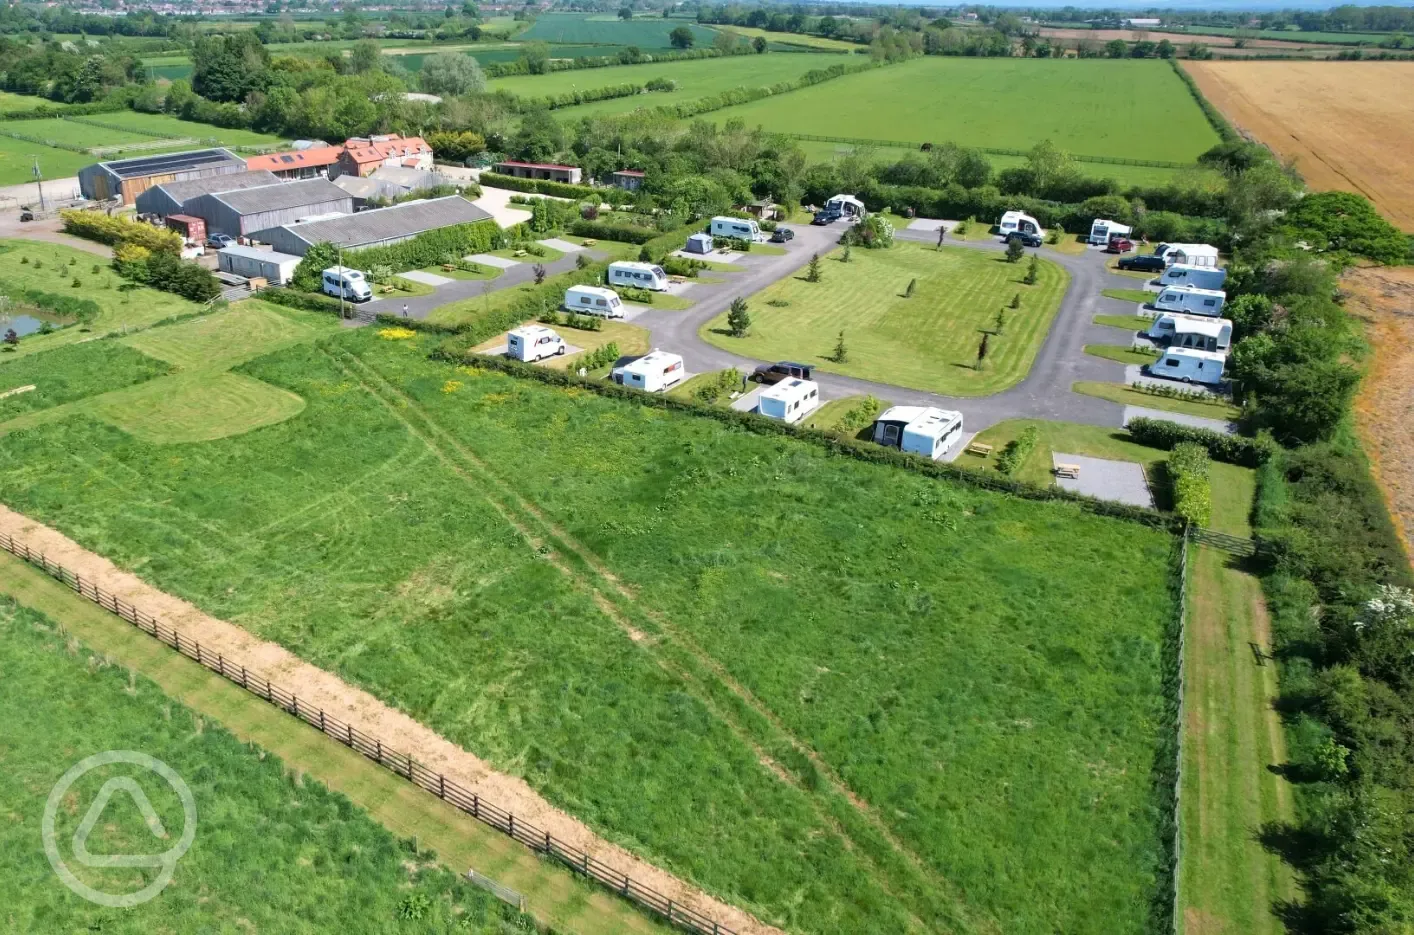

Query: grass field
left=1095, top=313, right=1154, bottom=331
left=1072, top=381, right=1242, bottom=421
left=0, top=340, right=171, bottom=421
left=702, top=242, right=1068, bottom=395
left=0, top=137, right=110, bottom=186
left=1103, top=287, right=1155, bottom=305
left=1186, top=61, right=1414, bottom=231
left=1087, top=343, right=1159, bottom=366
left=718, top=25, right=862, bottom=51
left=0, top=592, right=535, bottom=934
left=0, top=322, right=1181, bottom=935
left=517, top=13, right=718, bottom=48
left=709, top=58, right=1222, bottom=163
left=66, top=111, right=289, bottom=149
left=0, top=91, right=69, bottom=111
left=2, top=117, right=157, bottom=148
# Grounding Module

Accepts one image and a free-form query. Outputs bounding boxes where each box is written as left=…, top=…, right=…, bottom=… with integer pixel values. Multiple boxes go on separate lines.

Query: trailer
left=998, top=210, right=1043, bottom=240
left=758, top=378, right=820, bottom=424
left=1159, top=243, right=1220, bottom=268
left=612, top=350, right=684, bottom=393
left=507, top=325, right=566, bottom=362
left=1088, top=218, right=1131, bottom=246
left=870, top=406, right=965, bottom=461
left=564, top=285, right=624, bottom=318
left=1147, top=348, right=1226, bottom=386
left=1158, top=263, right=1227, bottom=290
left=218, top=245, right=301, bottom=285
left=709, top=216, right=760, bottom=241
left=608, top=261, right=669, bottom=292
left=1147, top=313, right=1232, bottom=351
left=1154, top=285, right=1225, bottom=316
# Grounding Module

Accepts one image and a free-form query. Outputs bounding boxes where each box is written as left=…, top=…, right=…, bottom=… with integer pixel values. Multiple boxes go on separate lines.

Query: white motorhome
left=1154, top=285, right=1226, bottom=316
left=608, top=261, right=669, bottom=292
left=1148, top=313, right=1233, bottom=352
left=825, top=194, right=866, bottom=218
left=709, top=216, right=761, bottom=241
left=758, top=378, right=820, bottom=424
left=564, top=285, right=624, bottom=318
left=321, top=266, right=371, bottom=303
left=1088, top=218, right=1132, bottom=246
left=1147, top=348, right=1226, bottom=387
left=1160, top=243, right=1220, bottom=268
left=507, top=325, right=566, bottom=362
left=871, top=406, right=965, bottom=461
left=612, top=350, right=684, bottom=393
left=1158, top=263, right=1227, bottom=290
left=998, top=210, right=1043, bottom=239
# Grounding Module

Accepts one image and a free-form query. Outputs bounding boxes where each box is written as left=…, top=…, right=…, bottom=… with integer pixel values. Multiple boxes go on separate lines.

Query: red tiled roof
left=246, top=146, right=344, bottom=172
left=344, top=135, right=431, bottom=166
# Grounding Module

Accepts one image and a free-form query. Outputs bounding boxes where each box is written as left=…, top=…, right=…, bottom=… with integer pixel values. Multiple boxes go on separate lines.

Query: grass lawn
left=376, top=277, right=435, bottom=298
left=0, top=91, right=67, bottom=111
left=414, top=263, right=502, bottom=282
left=560, top=235, right=641, bottom=261
left=1094, top=314, right=1153, bottom=331
left=1046, top=234, right=1090, bottom=256
left=5, top=117, right=156, bottom=148
left=665, top=367, right=747, bottom=406
left=0, top=340, right=170, bottom=422
left=0, top=590, right=535, bottom=935
left=491, top=245, right=564, bottom=264
left=1072, top=381, right=1242, bottom=421
left=1086, top=343, right=1159, bottom=366
left=541, top=319, right=650, bottom=371
left=702, top=241, right=1068, bottom=395
left=515, top=12, right=717, bottom=48
left=800, top=393, right=888, bottom=438
left=0, top=325, right=1182, bottom=935
left=1103, top=287, right=1155, bottom=305
left=0, top=136, right=108, bottom=186
left=717, top=25, right=861, bottom=51
left=67, top=111, right=288, bottom=148
left=708, top=58, right=1221, bottom=163
left=630, top=291, right=694, bottom=311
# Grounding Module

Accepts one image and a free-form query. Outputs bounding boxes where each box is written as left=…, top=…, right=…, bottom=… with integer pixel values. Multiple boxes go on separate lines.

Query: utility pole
left=33, top=156, right=45, bottom=212
left=337, top=244, right=346, bottom=320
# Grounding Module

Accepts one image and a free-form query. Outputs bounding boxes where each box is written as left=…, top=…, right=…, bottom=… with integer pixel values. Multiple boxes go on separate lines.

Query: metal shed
left=135, top=170, right=280, bottom=219
left=187, top=179, right=354, bottom=239
left=250, top=195, right=493, bottom=256
left=79, top=148, right=246, bottom=205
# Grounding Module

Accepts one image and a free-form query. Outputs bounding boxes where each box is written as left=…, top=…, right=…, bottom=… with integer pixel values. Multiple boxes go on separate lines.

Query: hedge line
left=60, top=210, right=182, bottom=253
left=568, top=219, right=658, bottom=245
left=483, top=45, right=739, bottom=79
left=1169, top=59, right=1238, bottom=143
left=479, top=172, right=601, bottom=201
left=518, top=82, right=648, bottom=112
left=0, top=98, right=126, bottom=122
left=643, top=59, right=884, bottom=121
left=345, top=219, right=501, bottom=274
left=254, top=287, right=346, bottom=317
left=0, top=283, right=102, bottom=323
left=1127, top=417, right=1275, bottom=467
left=1168, top=441, right=1212, bottom=526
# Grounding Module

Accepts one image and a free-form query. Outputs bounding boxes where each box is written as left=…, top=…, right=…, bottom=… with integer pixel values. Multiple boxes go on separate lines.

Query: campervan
left=564, top=285, right=624, bottom=318
left=1158, top=263, right=1227, bottom=290
left=321, top=266, right=371, bottom=303
left=608, top=261, right=669, bottom=292
left=998, top=210, right=1043, bottom=240
left=709, top=216, right=761, bottom=241
left=871, top=407, right=965, bottom=461
left=1154, top=285, right=1226, bottom=316
left=1147, top=348, right=1226, bottom=387
left=1159, top=243, right=1220, bottom=268
left=507, top=325, right=566, bottom=363
left=758, top=378, right=820, bottom=424
left=1147, top=313, right=1233, bottom=352
left=1088, top=218, right=1132, bottom=246
left=612, top=350, right=684, bottom=393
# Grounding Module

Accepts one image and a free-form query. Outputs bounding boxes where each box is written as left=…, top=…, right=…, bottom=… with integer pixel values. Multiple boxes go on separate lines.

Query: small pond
left=0, top=308, right=73, bottom=338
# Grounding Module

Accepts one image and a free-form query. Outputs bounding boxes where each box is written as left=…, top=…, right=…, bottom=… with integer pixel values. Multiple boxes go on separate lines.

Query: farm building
left=338, top=135, right=433, bottom=177
left=217, top=245, right=302, bottom=286
left=493, top=161, right=583, bottom=185
left=740, top=199, right=782, bottom=221
left=134, top=169, right=281, bottom=218
left=185, top=178, right=354, bottom=239
left=332, top=166, right=455, bottom=207
left=79, top=148, right=247, bottom=205
left=246, top=145, right=345, bottom=181
left=871, top=406, right=965, bottom=461
left=611, top=169, right=645, bottom=191
left=250, top=195, right=493, bottom=256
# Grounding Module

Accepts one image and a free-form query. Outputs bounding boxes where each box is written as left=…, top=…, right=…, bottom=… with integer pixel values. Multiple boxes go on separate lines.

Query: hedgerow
left=1166, top=442, right=1211, bottom=527
left=61, top=210, right=181, bottom=253
left=1126, top=417, right=1275, bottom=467
left=478, top=172, right=599, bottom=201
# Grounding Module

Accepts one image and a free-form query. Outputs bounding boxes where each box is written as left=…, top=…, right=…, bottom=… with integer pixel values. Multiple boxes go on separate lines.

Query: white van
left=564, top=285, right=624, bottom=318
left=607, top=261, right=669, bottom=292
left=1147, top=348, right=1226, bottom=386
left=709, top=216, right=760, bottom=241
left=1088, top=218, right=1131, bottom=246
left=507, top=325, right=566, bottom=362
left=758, top=378, right=819, bottom=424
left=1154, top=285, right=1226, bottom=316
left=871, top=406, right=965, bottom=461
left=612, top=350, right=684, bottom=393
left=1158, top=263, right=1227, bottom=290
left=1148, top=313, right=1233, bottom=352
left=998, top=210, right=1043, bottom=239
left=322, top=266, right=371, bottom=303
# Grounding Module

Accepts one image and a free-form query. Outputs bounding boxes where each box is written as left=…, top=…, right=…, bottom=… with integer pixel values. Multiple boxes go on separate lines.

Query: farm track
left=324, top=342, right=980, bottom=934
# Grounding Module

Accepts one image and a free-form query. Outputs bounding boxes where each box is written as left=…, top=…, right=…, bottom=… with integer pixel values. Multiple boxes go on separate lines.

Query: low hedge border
left=479, top=172, right=600, bottom=201
left=1127, top=417, right=1274, bottom=467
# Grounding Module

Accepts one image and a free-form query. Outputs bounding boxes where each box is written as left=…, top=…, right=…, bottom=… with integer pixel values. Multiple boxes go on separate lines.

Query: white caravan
left=871, top=406, right=965, bottom=461
left=564, top=285, right=624, bottom=318
left=1159, top=243, right=1220, bottom=268
left=1148, top=313, right=1233, bottom=352
left=1154, top=285, right=1226, bottom=316
left=507, top=325, right=566, bottom=362
left=998, top=210, right=1043, bottom=239
left=1088, top=218, right=1132, bottom=246
left=613, top=350, right=684, bottom=393
left=758, top=378, right=820, bottom=424
left=709, top=216, right=761, bottom=240
left=321, top=266, right=371, bottom=303
left=1158, top=263, right=1227, bottom=290
left=608, top=261, right=669, bottom=292
left=825, top=193, right=866, bottom=218
left=1148, top=348, right=1226, bottom=387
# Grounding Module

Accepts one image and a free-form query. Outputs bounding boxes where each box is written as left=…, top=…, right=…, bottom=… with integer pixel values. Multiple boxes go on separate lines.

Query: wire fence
left=0, top=532, right=738, bottom=935
left=1171, top=524, right=1192, bottom=935
left=787, top=132, right=1197, bottom=169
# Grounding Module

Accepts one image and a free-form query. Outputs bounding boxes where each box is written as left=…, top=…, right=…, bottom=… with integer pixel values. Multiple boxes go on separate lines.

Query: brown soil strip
left=0, top=501, right=783, bottom=935
left=1346, top=264, right=1414, bottom=568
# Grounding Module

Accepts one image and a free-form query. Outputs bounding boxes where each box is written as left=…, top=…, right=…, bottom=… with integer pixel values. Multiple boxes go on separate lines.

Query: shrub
left=479, top=171, right=598, bottom=200
left=852, top=213, right=894, bottom=248
left=726, top=296, right=750, bottom=337
left=661, top=256, right=705, bottom=277
left=569, top=219, right=658, bottom=245
left=995, top=426, right=1039, bottom=475
left=578, top=341, right=621, bottom=370
left=1168, top=442, right=1212, bottom=526
left=61, top=210, right=181, bottom=253
left=0, top=285, right=102, bottom=324
left=259, top=287, right=345, bottom=316
left=1005, top=238, right=1025, bottom=263
left=835, top=395, right=883, bottom=434
left=1126, top=417, right=1275, bottom=467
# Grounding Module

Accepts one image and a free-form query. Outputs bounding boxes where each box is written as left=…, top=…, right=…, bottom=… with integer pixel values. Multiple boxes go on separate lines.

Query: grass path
left=1072, top=381, right=1242, bottom=421
left=0, top=552, right=670, bottom=935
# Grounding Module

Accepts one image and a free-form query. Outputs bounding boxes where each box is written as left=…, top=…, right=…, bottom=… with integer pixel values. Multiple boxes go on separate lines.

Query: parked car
left=1006, top=231, right=1042, bottom=248
left=810, top=211, right=839, bottom=226
left=770, top=227, right=795, bottom=243
left=205, top=233, right=236, bottom=249
left=1106, top=237, right=1134, bottom=254
left=1117, top=254, right=1166, bottom=273
left=753, top=361, right=814, bottom=385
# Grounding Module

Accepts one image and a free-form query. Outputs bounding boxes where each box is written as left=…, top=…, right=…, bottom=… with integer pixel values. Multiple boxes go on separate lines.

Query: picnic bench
left=441, top=263, right=457, bottom=271
left=965, top=441, right=993, bottom=457
left=582, top=239, right=597, bottom=247
left=1054, top=463, right=1082, bottom=479
left=513, top=249, right=528, bottom=258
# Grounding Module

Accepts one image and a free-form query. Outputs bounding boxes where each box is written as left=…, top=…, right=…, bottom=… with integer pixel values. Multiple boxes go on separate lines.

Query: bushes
left=61, top=210, right=181, bottom=253
left=1167, top=442, right=1212, bottom=526
left=133, top=250, right=222, bottom=302
left=479, top=172, right=599, bottom=201
left=995, top=425, right=1038, bottom=475
left=569, top=219, right=657, bottom=244
left=834, top=395, right=883, bottom=435
left=578, top=342, right=620, bottom=370
left=661, top=256, right=706, bottom=277
left=1126, top=417, right=1275, bottom=467
left=713, top=235, right=752, bottom=252
left=259, top=287, right=345, bottom=316
left=0, top=285, right=102, bottom=324
left=348, top=220, right=501, bottom=275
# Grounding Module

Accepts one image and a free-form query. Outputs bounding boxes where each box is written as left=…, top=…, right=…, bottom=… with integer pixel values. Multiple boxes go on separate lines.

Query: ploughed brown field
left=1038, top=27, right=1336, bottom=50
left=1185, top=61, right=1414, bottom=231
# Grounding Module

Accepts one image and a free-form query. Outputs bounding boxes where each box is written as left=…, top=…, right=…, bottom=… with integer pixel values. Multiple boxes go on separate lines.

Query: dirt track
left=0, top=502, right=785, bottom=935
left=1036, top=27, right=1335, bottom=50
left=1185, top=61, right=1414, bottom=232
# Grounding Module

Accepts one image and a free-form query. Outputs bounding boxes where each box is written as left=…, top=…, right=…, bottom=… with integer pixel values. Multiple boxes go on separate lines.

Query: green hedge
left=568, top=219, right=658, bottom=244
left=1168, top=59, right=1238, bottom=143
left=60, top=210, right=182, bottom=253
left=479, top=172, right=600, bottom=201
left=0, top=284, right=102, bottom=323
left=995, top=425, right=1038, bottom=475
left=1167, top=441, right=1212, bottom=526
left=347, top=219, right=501, bottom=273
left=1127, top=417, right=1274, bottom=467
left=258, top=287, right=345, bottom=316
